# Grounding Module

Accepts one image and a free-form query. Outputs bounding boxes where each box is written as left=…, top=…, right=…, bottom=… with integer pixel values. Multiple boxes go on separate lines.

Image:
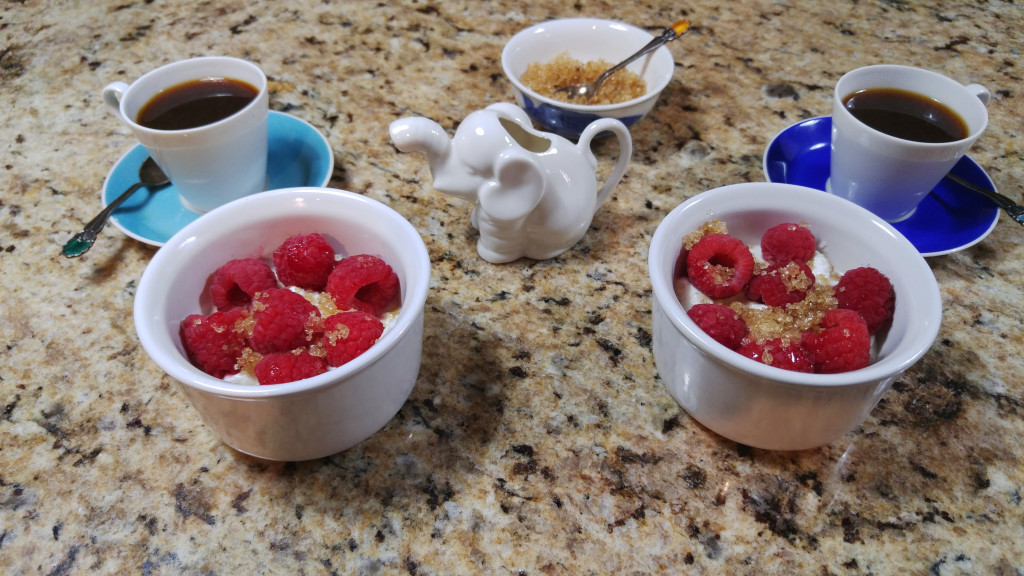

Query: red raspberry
left=835, top=267, right=895, bottom=335
left=255, top=350, right=328, bottom=385
left=685, top=234, right=754, bottom=299
left=802, top=309, right=871, bottom=374
left=208, top=258, right=278, bottom=311
left=746, top=260, right=816, bottom=307
left=249, top=288, right=323, bottom=354
left=687, top=303, right=748, bottom=350
left=323, top=311, right=385, bottom=367
left=179, top=307, right=247, bottom=378
left=673, top=241, right=689, bottom=279
left=737, top=338, right=814, bottom=373
left=326, top=255, right=400, bottom=316
left=272, top=233, right=336, bottom=291
left=761, top=223, right=816, bottom=264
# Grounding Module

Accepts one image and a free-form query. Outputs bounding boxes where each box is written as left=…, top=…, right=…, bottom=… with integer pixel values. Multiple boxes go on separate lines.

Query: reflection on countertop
left=1, top=1, right=1022, bottom=574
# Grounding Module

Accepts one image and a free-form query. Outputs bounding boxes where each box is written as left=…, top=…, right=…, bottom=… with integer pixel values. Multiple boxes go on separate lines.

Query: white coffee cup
left=103, top=56, right=269, bottom=213
left=827, top=64, right=990, bottom=222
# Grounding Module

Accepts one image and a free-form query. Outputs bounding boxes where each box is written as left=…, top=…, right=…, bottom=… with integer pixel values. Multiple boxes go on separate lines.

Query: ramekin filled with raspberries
left=648, top=182, right=942, bottom=451
left=180, top=239, right=401, bottom=386
left=675, top=219, right=895, bottom=374
left=134, top=188, right=431, bottom=461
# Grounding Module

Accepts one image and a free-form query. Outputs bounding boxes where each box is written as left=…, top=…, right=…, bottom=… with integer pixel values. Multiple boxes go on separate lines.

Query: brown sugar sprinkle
left=236, top=346, right=262, bottom=375
left=325, top=323, right=350, bottom=346
left=733, top=282, right=838, bottom=344
left=702, top=261, right=737, bottom=286
left=682, top=219, right=729, bottom=250
left=775, top=262, right=815, bottom=293
left=520, top=52, right=647, bottom=105
left=684, top=218, right=840, bottom=344
left=234, top=309, right=256, bottom=336
left=230, top=289, right=334, bottom=376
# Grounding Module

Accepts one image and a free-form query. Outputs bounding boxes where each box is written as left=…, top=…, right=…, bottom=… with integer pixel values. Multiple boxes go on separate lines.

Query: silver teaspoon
left=553, top=19, right=691, bottom=101
left=944, top=173, right=1024, bottom=226
left=62, top=157, right=171, bottom=257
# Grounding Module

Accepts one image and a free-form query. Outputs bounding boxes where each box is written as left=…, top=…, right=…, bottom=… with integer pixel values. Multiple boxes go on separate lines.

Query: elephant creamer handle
left=577, top=118, right=633, bottom=210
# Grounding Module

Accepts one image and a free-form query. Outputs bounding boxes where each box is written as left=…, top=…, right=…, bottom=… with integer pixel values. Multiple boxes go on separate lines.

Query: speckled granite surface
left=2, top=0, right=1022, bottom=574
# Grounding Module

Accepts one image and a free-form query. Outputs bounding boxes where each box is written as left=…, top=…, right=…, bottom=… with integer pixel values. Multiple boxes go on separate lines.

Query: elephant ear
left=477, top=148, right=545, bottom=223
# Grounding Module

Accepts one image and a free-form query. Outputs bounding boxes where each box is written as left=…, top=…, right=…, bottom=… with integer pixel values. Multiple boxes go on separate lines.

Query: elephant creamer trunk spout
left=390, top=116, right=480, bottom=198
left=390, top=117, right=452, bottom=174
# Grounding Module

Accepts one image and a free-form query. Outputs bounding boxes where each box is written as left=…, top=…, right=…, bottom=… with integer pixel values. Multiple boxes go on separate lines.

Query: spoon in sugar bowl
left=554, top=19, right=691, bottom=101
left=62, top=157, right=170, bottom=257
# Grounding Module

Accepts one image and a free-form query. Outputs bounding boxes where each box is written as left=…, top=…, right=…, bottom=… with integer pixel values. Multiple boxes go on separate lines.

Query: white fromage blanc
left=225, top=371, right=258, bottom=386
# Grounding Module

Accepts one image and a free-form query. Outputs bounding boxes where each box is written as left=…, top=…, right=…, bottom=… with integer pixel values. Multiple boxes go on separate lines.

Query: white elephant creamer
left=390, top=103, right=632, bottom=264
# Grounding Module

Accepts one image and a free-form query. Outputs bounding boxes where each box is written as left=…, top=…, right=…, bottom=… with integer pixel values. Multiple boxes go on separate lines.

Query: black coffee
left=842, top=87, right=968, bottom=143
left=137, top=78, right=258, bottom=130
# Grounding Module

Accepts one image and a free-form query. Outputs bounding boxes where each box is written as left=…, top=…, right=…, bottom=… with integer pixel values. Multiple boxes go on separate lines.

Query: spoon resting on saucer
left=62, top=156, right=171, bottom=257
left=944, top=173, right=1024, bottom=226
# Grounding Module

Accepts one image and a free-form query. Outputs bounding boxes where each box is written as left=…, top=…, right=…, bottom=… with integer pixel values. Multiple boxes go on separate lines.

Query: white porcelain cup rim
left=102, top=56, right=267, bottom=136
left=833, top=64, right=990, bottom=149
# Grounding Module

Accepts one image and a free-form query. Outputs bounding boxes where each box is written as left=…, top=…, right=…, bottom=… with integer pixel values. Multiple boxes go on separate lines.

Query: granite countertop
left=2, top=1, right=1022, bottom=573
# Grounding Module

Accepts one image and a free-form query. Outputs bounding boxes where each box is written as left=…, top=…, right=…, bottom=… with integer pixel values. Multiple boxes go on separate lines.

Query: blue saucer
left=105, top=111, right=334, bottom=246
left=763, top=116, right=1000, bottom=257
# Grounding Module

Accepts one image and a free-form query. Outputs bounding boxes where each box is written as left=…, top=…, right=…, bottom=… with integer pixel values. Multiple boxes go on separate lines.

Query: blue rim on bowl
left=105, top=110, right=334, bottom=247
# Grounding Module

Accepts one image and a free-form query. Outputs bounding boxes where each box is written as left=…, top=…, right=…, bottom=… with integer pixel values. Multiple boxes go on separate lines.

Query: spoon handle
left=594, top=20, right=690, bottom=87
left=61, top=182, right=146, bottom=257
left=945, top=173, right=1024, bottom=226
left=85, top=182, right=146, bottom=235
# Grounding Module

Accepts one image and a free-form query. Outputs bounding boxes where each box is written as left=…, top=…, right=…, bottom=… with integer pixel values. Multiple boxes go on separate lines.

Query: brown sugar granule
left=231, top=289, right=339, bottom=379
left=683, top=219, right=729, bottom=249
left=734, top=281, right=839, bottom=344
left=678, top=217, right=845, bottom=346
left=520, top=52, right=646, bottom=105
left=236, top=346, right=262, bottom=376
left=776, top=262, right=815, bottom=293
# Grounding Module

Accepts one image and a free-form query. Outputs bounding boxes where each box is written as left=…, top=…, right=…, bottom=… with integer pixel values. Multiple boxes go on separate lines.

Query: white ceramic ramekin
left=648, top=182, right=942, bottom=450
left=134, top=187, right=431, bottom=461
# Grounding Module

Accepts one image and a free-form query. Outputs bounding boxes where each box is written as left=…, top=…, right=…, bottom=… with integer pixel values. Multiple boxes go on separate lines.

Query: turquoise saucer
left=105, top=111, right=334, bottom=246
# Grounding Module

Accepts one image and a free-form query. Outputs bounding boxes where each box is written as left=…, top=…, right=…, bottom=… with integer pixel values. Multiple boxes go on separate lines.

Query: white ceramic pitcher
left=390, top=103, right=632, bottom=263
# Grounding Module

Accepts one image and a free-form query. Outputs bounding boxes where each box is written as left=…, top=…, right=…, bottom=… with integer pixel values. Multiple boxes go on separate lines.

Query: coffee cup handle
left=102, top=81, right=131, bottom=122
left=965, top=83, right=991, bottom=107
